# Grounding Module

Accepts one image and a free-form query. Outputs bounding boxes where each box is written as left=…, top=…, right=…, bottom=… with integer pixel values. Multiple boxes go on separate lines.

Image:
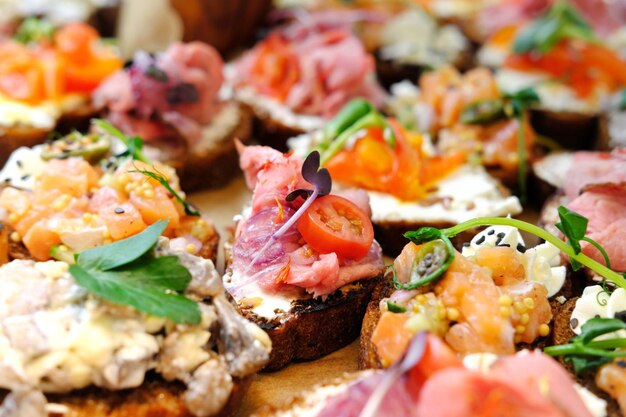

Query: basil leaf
left=76, top=220, right=168, bottom=270
left=555, top=206, right=588, bottom=254
left=70, top=256, right=200, bottom=324
left=578, top=317, right=626, bottom=344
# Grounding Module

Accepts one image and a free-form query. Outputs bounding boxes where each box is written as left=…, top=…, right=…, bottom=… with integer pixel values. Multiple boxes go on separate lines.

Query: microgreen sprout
left=129, top=164, right=200, bottom=216
left=240, top=151, right=332, bottom=280
left=402, top=206, right=626, bottom=290
left=93, top=119, right=151, bottom=163
left=544, top=318, right=626, bottom=374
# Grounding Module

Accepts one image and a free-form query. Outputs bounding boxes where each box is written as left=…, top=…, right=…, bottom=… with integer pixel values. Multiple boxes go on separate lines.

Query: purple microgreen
left=358, top=333, right=427, bottom=417
left=241, top=151, right=332, bottom=278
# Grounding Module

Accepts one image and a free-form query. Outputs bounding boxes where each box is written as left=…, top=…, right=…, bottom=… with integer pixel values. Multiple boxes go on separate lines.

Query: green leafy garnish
left=544, top=318, right=626, bottom=374
left=14, top=17, right=55, bottom=44
left=513, top=2, right=596, bottom=54
left=387, top=301, right=407, bottom=313
left=317, top=100, right=395, bottom=165
left=93, top=119, right=151, bottom=163
left=129, top=165, right=200, bottom=217
left=69, top=220, right=201, bottom=324
left=402, top=206, right=626, bottom=290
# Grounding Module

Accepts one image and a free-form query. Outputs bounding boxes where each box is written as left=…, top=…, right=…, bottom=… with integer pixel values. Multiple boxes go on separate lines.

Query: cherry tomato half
left=296, top=195, right=374, bottom=260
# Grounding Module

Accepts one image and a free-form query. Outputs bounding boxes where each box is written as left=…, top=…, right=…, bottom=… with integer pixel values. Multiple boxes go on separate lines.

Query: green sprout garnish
left=544, top=318, right=626, bottom=374
left=402, top=205, right=626, bottom=290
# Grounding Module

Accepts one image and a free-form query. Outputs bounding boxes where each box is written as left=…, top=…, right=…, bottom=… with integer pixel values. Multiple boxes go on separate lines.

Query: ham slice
left=563, top=150, right=626, bottom=200
left=94, top=42, right=224, bottom=145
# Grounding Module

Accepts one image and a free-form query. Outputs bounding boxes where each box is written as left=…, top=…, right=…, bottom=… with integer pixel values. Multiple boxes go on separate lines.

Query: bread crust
left=529, top=108, right=598, bottom=150
left=240, top=102, right=308, bottom=152
left=36, top=374, right=253, bottom=417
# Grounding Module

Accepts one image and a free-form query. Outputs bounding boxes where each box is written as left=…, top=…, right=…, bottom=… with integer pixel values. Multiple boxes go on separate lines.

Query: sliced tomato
left=406, top=334, right=463, bottom=395
left=296, top=195, right=374, bottom=260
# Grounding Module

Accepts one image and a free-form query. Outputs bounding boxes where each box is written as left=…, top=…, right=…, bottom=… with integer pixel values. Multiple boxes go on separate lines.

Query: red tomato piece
left=296, top=195, right=374, bottom=260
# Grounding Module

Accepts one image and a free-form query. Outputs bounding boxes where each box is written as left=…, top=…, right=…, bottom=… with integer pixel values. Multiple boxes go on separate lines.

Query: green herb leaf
left=129, top=166, right=200, bottom=216
left=93, top=119, right=150, bottom=163
left=460, top=99, right=506, bottom=125
left=555, top=205, right=588, bottom=255
left=512, top=2, right=596, bottom=54
left=567, top=355, right=613, bottom=375
left=577, top=317, right=626, bottom=344
left=322, top=99, right=374, bottom=146
left=394, top=237, right=455, bottom=290
left=504, top=87, right=540, bottom=118
left=70, top=220, right=201, bottom=324
left=404, top=227, right=442, bottom=244
left=387, top=301, right=407, bottom=313
left=14, top=17, right=55, bottom=44
left=76, top=220, right=168, bottom=270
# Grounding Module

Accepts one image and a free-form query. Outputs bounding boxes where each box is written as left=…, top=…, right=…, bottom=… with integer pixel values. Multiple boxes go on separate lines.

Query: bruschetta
left=223, top=144, right=385, bottom=370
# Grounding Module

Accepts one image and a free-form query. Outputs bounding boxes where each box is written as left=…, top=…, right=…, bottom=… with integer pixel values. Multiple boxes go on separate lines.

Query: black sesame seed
left=20, top=174, right=30, bottom=181
left=495, top=237, right=503, bottom=246
left=114, top=207, right=125, bottom=214
left=497, top=243, right=511, bottom=248
left=3, top=178, right=10, bottom=183
left=462, top=242, right=470, bottom=247
left=16, top=160, right=22, bottom=168
left=476, top=235, right=485, bottom=245
left=487, top=229, right=495, bottom=235
left=497, top=232, right=505, bottom=238
left=570, top=318, right=579, bottom=329
left=594, top=314, right=601, bottom=318
left=517, top=243, right=526, bottom=253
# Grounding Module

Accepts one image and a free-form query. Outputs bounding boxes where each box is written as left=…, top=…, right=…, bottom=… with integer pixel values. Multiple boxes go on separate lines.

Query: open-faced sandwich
left=598, top=89, right=626, bottom=150
left=223, top=144, right=385, bottom=371
left=0, top=220, right=271, bottom=417
left=253, top=332, right=605, bottom=417
left=0, top=120, right=218, bottom=264
left=373, top=6, right=472, bottom=88
left=0, top=19, right=122, bottom=164
left=386, top=65, right=539, bottom=191
left=93, top=40, right=251, bottom=191
left=289, top=100, right=522, bottom=255
left=227, top=16, right=386, bottom=150
left=478, top=2, right=626, bottom=149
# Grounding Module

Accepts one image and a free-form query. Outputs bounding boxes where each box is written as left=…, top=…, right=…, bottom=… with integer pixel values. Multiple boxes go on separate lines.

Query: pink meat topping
left=231, top=145, right=384, bottom=297
left=93, top=41, right=224, bottom=145
left=563, top=149, right=626, bottom=200
left=233, top=23, right=386, bottom=118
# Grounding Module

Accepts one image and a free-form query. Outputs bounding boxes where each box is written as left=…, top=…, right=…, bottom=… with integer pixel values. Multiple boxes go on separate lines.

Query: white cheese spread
left=0, top=145, right=46, bottom=190
left=571, top=285, right=626, bottom=339
left=462, top=225, right=567, bottom=297
left=223, top=270, right=294, bottom=320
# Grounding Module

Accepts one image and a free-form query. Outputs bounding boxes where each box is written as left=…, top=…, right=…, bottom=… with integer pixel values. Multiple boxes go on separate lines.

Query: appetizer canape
left=480, top=2, right=626, bottom=149
left=289, top=100, right=522, bottom=255
left=93, top=40, right=251, bottom=191
left=228, top=18, right=386, bottom=150
left=223, top=145, right=385, bottom=370
left=0, top=120, right=218, bottom=264
left=360, top=223, right=565, bottom=368
left=598, top=89, right=626, bottom=150
left=374, top=7, right=471, bottom=88
left=253, top=333, right=604, bottom=417
left=0, top=20, right=122, bottom=164
left=386, top=66, right=539, bottom=191
left=0, top=221, right=271, bottom=417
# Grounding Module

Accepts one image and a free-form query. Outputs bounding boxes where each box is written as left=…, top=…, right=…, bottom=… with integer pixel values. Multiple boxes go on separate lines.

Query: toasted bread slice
left=529, top=108, right=598, bottom=151
left=161, top=102, right=254, bottom=192
left=0, top=103, right=99, bottom=167
left=25, top=375, right=252, bottom=417
left=224, top=242, right=383, bottom=371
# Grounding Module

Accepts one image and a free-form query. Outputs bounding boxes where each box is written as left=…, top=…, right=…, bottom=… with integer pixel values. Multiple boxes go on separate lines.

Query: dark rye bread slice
left=0, top=104, right=99, bottom=167
left=19, top=375, right=253, bottom=417
left=242, top=102, right=308, bottom=153
left=552, top=298, right=622, bottom=417
left=529, top=108, right=599, bottom=151
left=167, top=103, right=253, bottom=192
left=224, top=242, right=384, bottom=371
